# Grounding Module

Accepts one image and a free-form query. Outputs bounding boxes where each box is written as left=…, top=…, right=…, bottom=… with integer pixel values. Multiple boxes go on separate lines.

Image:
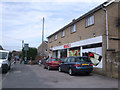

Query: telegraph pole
left=42, top=17, right=44, bottom=43
left=42, top=17, right=45, bottom=57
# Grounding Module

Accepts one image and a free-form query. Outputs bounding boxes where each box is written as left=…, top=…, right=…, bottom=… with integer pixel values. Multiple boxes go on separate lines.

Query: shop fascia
left=50, top=36, right=102, bottom=51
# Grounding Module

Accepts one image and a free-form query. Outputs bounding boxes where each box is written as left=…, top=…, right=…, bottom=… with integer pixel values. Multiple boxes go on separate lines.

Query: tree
left=0, top=45, right=3, bottom=50
left=22, top=47, right=37, bottom=60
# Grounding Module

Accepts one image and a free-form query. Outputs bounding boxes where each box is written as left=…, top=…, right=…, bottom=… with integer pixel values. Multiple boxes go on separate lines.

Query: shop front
left=51, top=36, right=103, bottom=68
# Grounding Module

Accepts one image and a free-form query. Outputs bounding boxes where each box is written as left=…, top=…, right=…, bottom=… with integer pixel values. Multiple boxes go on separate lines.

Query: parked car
left=59, top=56, right=93, bottom=75
left=0, top=50, right=11, bottom=73
left=44, top=58, right=62, bottom=70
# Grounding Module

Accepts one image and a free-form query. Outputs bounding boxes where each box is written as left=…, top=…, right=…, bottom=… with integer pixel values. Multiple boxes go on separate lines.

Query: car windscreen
left=0, top=52, right=8, bottom=59
left=60, top=58, right=65, bottom=62
left=76, top=57, right=91, bottom=62
left=51, top=58, right=60, bottom=61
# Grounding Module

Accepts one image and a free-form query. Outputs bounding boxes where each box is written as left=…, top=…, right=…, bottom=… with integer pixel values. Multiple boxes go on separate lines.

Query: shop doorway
left=60, top=49, right=67, bottom=59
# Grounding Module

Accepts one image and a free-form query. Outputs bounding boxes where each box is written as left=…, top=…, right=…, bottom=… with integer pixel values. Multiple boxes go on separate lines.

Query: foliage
left=22, top=47, right=37, bottom=60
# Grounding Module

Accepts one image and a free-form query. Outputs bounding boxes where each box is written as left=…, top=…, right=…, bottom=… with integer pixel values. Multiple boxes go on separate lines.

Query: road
left=2, top=62, right=118, bottom=88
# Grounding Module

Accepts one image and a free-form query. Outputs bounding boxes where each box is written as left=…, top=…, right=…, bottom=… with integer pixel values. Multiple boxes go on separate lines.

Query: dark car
left=44, top=58, right=62, bottom=70
left=58, top=56, right=93, bottom=75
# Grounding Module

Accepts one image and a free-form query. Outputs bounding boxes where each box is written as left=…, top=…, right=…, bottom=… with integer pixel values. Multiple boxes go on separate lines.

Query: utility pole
left=42, top=17, right=45, bottom=57
left=42, top=17, right=44, bottom=43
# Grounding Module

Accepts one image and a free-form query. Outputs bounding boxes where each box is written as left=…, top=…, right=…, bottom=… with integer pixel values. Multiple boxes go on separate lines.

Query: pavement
left=2, top=62, right=119, bottom=88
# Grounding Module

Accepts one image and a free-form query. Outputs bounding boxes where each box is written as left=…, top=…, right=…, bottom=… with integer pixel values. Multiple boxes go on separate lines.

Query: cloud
left=1, top=0, right=106, bottom=3
left=2, top=1, right=107, bottom=51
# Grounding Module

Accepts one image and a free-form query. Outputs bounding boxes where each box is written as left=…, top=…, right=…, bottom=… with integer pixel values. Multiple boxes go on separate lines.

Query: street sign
left=24, top=44, right=29, bottom=51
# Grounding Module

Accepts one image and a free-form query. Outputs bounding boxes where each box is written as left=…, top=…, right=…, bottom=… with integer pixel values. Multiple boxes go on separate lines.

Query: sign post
left=24, top=44, right=29, bottom=64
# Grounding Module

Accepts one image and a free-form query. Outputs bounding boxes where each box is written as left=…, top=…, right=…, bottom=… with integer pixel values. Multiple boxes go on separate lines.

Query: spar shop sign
left=88, top=52, right=102, bottom=66
left=64, top=44, right=71, bottom=49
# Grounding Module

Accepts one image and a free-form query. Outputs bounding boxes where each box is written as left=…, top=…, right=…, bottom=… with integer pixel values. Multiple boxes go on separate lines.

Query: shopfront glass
left=69, top=47, right=80, bottom=56
left=60, top=49, right=67, bottom=58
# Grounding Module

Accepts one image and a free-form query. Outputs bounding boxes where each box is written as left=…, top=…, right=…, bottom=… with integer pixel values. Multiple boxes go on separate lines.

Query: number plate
left=82, top=64, right=88, bottom=65
left=55, top=62, right=60, bottom=64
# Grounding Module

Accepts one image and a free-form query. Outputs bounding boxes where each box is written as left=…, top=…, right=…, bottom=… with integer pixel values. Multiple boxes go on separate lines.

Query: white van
left=0, top=50, right=11, bottom=73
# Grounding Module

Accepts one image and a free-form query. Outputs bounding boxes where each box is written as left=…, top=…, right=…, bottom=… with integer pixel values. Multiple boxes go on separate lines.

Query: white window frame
left=86, top=15, right=94, bottom=27
left=62, top=30, right=65, bottom=37
left=72, top=24, right=76, bottom=33
left=55, top=34, right=57, bottom=40
left=49, top=37, right=52, bottom=42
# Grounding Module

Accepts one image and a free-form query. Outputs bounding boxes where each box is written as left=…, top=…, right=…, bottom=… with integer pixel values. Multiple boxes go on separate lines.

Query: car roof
left=0, top=50, right=9, bottom=53
left=68, top=56, right=88, bottom=58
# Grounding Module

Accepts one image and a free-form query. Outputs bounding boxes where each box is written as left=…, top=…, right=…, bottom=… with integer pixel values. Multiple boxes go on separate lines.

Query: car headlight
left=2, top=61, right=7, bottom=64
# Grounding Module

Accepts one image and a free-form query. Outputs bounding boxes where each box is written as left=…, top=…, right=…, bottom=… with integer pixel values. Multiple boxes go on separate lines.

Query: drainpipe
left=102, top=7, right=109, bottom=50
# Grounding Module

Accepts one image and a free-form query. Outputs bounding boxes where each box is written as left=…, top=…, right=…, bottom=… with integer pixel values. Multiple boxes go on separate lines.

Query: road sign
left=24, top=44, right=29, bottom=51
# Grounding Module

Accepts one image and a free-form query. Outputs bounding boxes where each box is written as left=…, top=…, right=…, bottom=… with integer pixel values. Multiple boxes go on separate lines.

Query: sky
left=0, top=0, right=107, bottom=51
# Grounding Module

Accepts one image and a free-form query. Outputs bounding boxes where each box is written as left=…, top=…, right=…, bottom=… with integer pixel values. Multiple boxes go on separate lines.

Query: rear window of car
left=76, top=57, right=91, bottom=62
left=51, top=58, right=60, bottom=61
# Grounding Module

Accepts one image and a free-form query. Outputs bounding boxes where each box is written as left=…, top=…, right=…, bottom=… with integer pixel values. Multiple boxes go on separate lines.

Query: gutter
left=102, top=7, right=109, bottom=50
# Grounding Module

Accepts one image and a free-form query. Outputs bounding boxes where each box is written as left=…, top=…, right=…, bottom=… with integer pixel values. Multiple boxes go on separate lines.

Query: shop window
left=86, top=15, right=94, bottom=27
left=69, top=48, right=80, bottom=57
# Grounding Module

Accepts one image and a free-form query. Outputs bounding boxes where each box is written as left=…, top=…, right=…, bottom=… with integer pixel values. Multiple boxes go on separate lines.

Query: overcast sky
left=0, top=0, right=106, bottom=51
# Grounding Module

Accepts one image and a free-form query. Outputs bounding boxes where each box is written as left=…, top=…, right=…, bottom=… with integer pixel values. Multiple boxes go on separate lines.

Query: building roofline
left=47, top=0, right=114, bottom=38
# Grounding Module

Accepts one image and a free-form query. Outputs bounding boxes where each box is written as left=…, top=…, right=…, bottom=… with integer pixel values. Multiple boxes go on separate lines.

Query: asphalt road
left=2, top=62, right=118, bottom=88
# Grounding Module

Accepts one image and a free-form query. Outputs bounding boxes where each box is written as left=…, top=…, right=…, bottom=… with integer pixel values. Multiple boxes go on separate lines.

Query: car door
left=45, top=59, right=49, bottom=67
left=70, top=57, right=76, bottom=68
left=65, top=57, right=71, bottom=72
left=60, top=58, right=68, bottom=71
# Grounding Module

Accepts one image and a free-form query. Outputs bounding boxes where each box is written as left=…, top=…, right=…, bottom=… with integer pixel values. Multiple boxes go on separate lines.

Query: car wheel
left=47, top=66, right=50, bottom=70
left=8, top=64, right=11, bottom=70
left=8, top=66, right=11, bottom=70
left=3, top=69, right=8, bottom=73
left=59, top=67, right=62, bottom=72
left=86, top=72, right=90, bottom=75
left=69, top=68, right=74, bottom=75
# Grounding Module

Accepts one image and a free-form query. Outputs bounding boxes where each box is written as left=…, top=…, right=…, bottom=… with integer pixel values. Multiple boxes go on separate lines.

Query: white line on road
left=2, top=61, right=15, bottom=82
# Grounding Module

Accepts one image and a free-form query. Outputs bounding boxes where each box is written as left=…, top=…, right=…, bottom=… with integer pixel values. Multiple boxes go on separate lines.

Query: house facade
left=47, top=1, right=120, bottom=78
left=37, top=41, right=49, bottom=57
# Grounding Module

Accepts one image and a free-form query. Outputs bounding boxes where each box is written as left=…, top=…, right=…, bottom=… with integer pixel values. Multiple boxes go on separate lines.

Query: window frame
left=49, top=37, right=52, bottom=43
left=62, top=30, right=65, bottom=37
left=55, top=34, right=57, bottom=40
left=86, top=15, right=94, bottom=27
left=71, top=24, right=76, bottom=33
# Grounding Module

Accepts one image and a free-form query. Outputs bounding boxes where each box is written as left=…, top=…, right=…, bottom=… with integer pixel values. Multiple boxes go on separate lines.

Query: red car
left=44, top=58, right=62, bottom=70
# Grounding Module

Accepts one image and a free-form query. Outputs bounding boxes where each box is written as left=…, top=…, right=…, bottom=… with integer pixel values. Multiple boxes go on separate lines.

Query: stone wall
left=105, top=51, right=120, bottom=79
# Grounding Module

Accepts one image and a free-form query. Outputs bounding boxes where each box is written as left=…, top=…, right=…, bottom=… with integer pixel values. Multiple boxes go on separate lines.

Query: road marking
left=11, top=61, right=15, bottom=65
left=2, top=70, right=10, bottom=82
left=2, top=61, right=15, bottom=82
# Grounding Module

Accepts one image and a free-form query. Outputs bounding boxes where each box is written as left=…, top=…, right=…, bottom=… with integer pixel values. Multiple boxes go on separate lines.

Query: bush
left=22, top=47, right=37, bottom=60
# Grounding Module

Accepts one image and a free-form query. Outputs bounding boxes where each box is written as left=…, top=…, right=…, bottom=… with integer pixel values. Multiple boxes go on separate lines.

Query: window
left=76, top=57, right=91, bottom=62
left=71, top=58, right=75, bottom=62
left=64, top=58, right=68, bottom=62
left=67, top=58, right=71, bottom=63
left=51, top=58, right=61, bottom=61
left=86, top=15, right=94, bottom=27
left=55, top=34, right=57, bottom=40
left=71, top=24, right=76, bottom=33
left=62, top=30, right=65, bottom=37
left=49, top=37, right=52, bottom=42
